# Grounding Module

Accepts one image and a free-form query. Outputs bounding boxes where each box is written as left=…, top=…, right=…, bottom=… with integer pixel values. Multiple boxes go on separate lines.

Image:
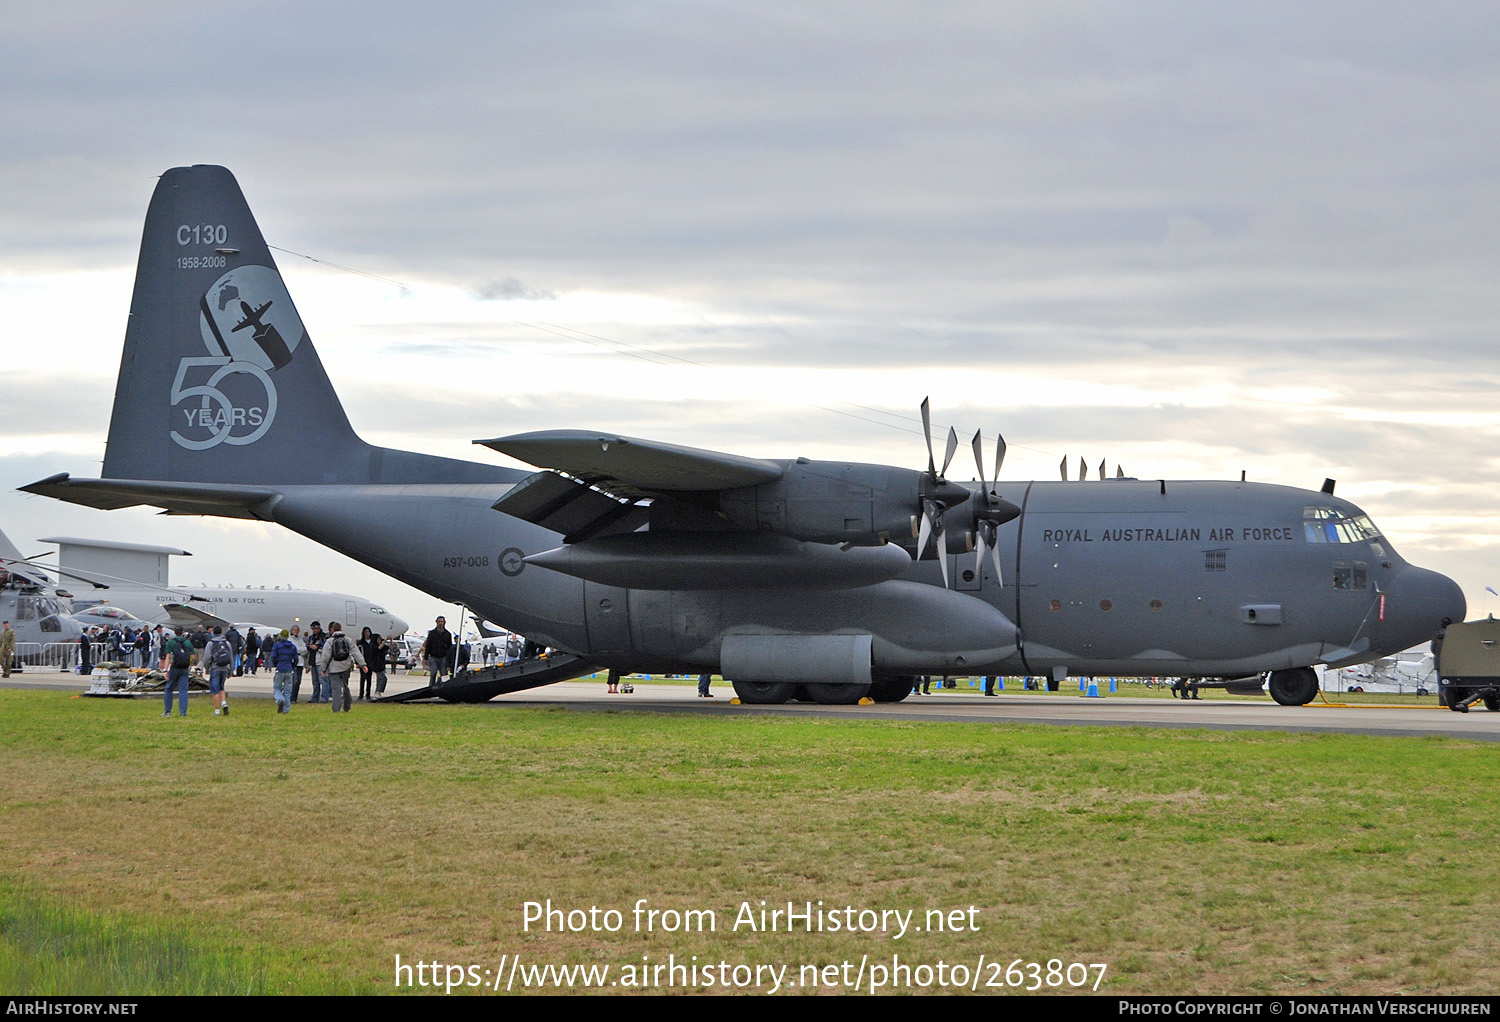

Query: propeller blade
left=971, top=429, right=985, bottom=482
left=921, top=397, right=935, bottom=476
left=916, top=505, right=933, bottom=559
left=990, top=533, right=1004, bottom=587
left=1059, top=455, right=1068, bottom=481
left=993, top=434, right=1006, bottom=486
left=1077, top=457, right=1086, bottom=482
left=1116, top=465, right=1124, bottom=478
left=974, top=526, right=987, bottom=579
left=936, top=521, right=950, bottom=589
left=1098, top=458, right=1106, bottom=481
left=941, top=426, right=958, bottom=478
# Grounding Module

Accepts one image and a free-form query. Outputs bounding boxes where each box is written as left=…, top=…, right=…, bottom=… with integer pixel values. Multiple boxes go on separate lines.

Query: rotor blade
left=921, top=397, right=935, bottom=476
left=993, top=434, right=1006, bottom=486
left=971, top=429, right=985, bottom=483
left=941, top=426, right=958, bottom=478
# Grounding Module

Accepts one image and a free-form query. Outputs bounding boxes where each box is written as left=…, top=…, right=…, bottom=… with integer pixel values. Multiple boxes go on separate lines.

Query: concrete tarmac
left=5, top=667, right=1496, bottom=741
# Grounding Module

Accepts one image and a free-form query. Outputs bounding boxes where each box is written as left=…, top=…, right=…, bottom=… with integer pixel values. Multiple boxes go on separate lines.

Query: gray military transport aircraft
left=22, top=165, right=1467, bottom=706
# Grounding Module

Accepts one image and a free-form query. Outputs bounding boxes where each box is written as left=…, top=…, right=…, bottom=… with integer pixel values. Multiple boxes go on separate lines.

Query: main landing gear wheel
left=869, top=676, right=915, bottom=703
left=1484, top=694, right=1500, bottom=713
left=805, top=683, right=872, bottom=705
left=1267, top=667, right=1319, bottom=706
left=731, top=681, right=796, bottom=704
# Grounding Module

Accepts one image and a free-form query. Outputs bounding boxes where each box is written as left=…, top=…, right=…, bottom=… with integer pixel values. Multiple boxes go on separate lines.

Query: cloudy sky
left=4, top=2, right=1499, bottom=629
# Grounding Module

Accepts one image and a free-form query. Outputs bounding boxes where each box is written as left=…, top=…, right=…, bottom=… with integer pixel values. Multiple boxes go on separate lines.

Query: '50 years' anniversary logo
left=170, top=265, right=304, bottom=451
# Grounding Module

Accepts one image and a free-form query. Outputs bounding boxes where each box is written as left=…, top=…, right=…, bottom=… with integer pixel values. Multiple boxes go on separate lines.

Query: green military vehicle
left=1435, top=618, right=1500, bottom=713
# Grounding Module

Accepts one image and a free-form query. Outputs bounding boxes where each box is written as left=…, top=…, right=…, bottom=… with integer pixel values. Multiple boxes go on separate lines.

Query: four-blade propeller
left=915, top=398, right=1019, bottom=590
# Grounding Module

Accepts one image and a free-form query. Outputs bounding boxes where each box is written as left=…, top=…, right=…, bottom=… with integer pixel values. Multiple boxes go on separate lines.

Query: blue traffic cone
left=1085, top=679, right=1101, bottom=697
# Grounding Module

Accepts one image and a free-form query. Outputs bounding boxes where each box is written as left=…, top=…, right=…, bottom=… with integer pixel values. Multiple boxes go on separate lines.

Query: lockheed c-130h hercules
left=23, top=165, right=1466, bottom=706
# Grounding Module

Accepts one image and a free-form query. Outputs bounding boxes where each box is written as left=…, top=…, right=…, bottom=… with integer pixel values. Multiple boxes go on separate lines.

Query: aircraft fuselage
left=263, top=475, right=1462, bottom=682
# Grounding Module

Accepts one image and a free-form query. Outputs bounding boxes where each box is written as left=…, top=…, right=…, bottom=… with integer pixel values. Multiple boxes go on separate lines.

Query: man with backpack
left=205, top=625, right=233, bottom=716
left=162, top=627, right=194, bottom=717
left=318, top=621, right=365, bottom=713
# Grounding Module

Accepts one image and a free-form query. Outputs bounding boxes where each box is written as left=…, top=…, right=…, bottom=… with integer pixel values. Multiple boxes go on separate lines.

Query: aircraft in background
left=34, top=536, right=410, bottom=637
left=22, top=165, right=1467, bottom=705
left=0, top=530, right=87, bottom=648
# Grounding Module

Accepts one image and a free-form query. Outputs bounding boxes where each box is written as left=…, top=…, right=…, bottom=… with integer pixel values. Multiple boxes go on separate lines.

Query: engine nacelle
left=715, top=460, right=941, bottom=545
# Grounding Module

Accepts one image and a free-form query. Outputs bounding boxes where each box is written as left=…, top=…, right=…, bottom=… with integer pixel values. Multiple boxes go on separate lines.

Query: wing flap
left=491, top=471, right=651, bottom=542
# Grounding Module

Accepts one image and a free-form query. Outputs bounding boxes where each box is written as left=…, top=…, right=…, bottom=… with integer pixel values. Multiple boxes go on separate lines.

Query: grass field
left=2, top=689, right=1497, bottom=996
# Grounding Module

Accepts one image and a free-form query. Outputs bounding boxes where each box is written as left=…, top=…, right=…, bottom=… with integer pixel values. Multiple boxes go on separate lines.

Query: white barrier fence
left=12, top=642, right=112, bottom=673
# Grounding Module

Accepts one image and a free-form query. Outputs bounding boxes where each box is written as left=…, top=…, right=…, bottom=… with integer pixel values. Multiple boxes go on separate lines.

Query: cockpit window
left=370, top=607, right=386, bottom=615
left=1303, top=507, right=1382, bottom=544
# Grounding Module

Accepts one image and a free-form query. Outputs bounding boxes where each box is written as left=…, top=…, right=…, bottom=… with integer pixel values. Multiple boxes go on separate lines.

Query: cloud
left=472, top=277, right=557, bottom=302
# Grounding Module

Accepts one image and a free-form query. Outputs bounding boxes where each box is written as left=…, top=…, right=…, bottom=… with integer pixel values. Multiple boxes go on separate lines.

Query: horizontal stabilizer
left=21, top=474, right=279, bottom=519
left=477, top=430, right=784, bottom=493
left=160, top=602, right=234, bottom=632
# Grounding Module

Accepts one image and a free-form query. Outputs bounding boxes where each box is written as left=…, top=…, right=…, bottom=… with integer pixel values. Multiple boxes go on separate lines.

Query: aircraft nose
left=1384, top=566, right=1466, bottom=648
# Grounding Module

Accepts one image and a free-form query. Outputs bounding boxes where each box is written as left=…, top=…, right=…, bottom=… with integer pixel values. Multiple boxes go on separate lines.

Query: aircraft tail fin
left=101, top=165, right=513, bottom=486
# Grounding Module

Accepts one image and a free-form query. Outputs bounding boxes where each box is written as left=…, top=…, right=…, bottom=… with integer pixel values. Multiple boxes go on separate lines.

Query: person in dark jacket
left=269, top=628, right=300, bottom=713
left=419, top=616, right=453, bottom=687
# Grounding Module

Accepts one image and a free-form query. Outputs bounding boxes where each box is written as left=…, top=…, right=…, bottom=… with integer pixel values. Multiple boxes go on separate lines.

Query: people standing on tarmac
left=0, top=621, right=14, bottom=678
left=243, top=628, right=260, bottom=675
left=161, top=627, right=194, bottom=717
left=419, top=616, right=454, bottom=687
left=356, top=626, right=376, bottom=700
left=269, top=628, right=298, bottom=713
left=358, top=628, right=387, bottom=698
left=226, top=625, right=244, bottom=676
left=288, top=625, right=308, bottom=702
left=204, top=625, right=233, bottom=716
left=303, top=622, right=327, bottom=703
left=697, top=673, right=713, bottom=698
left=319, top=621, right=364, bottom=713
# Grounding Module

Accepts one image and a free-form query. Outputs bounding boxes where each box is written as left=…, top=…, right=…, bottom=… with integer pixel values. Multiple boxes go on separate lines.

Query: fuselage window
left=1332, top=561, right=1368, bottom=590
left=15, top=597, right=36, bottom=621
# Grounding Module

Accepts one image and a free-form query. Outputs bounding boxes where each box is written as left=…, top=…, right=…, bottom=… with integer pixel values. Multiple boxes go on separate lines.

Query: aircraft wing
left=20, top=474, right=279, bottom=519
left=477, top=431, right=784, bottom=492
left=477, top=431, right=785, bottom=541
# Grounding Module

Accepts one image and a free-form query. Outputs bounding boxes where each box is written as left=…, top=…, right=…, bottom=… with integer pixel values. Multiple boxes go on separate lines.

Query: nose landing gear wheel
left=1267, top=667, right=1319, bottom=706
